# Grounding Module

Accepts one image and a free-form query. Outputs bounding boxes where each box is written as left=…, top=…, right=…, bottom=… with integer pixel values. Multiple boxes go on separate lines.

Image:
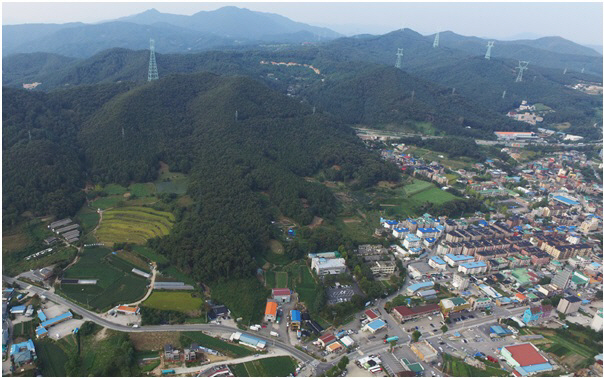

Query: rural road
left=3, top=275, right=314, bottom=365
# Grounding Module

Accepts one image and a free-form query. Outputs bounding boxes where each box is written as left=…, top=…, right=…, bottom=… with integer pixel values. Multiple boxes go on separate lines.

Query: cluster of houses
left=314, top=327, right=356, bottom=355
left=48, top=218, right=81, bottom=244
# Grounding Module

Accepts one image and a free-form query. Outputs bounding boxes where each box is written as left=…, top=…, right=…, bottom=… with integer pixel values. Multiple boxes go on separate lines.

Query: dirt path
left=124, top=263, right=157, bottom=307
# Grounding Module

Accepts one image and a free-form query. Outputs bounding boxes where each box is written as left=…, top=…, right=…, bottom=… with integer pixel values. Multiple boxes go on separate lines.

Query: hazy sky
left=3, top=2, right=603, bottom=46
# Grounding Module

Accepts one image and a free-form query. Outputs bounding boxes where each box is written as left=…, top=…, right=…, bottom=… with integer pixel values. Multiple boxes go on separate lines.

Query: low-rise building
left=392, top=304, right=440, bottom=323
left=290, top=310, right=301, bottom=330
left=272, top=288, right=291, bottom=303
left=428, top=256, right=447, bottom=270
left=264, top=301, right=277, bottom=322
left=444, top=254, right=475, bottom=267
left=406, top=281, right=434, bottom=295
left=317, top=333, right=336, bottom=348
left=439, top=297, right=471, bottom=317
left=556, top=296, right=581, bottom=315
left=591, top=308, right=603, bottom=332
left=370, top=260, right=396, bottom=276
left=311, top=258, right=346, bottom=276
left=230, top=333, right=267, bottom=350
left=500, top=343, right=553, bottom=376
left=410, top=341, right=438, bottom=362
left=362, top=319, right=387, bottom=333
left=458, top=261, right=488, bottom=274
left=452, top=274, right=469, bottom=290
left=10, top=339, right=37, bottom=367
left=470, top=297, right=492, bottom=311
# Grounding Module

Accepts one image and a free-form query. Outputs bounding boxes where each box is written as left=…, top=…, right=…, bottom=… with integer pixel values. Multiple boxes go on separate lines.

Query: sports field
left=411, top=187, right=457, bottom=204
left=61, top=247, right=147, bottom=310
left=376, top=179, right=460, bottom=217
left=143, top=291, right=202, bottom=313
left=96, top=206, right=174, bottom=245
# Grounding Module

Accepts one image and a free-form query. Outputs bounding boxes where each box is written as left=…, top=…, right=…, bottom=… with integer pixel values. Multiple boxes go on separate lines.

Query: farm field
left=143, top=291, right=202, bottom=313
left=275, top=272, right=288, bottom=288
left=210, top=278, right=269, bottom=323
left=180, top=332, right=254, bottom=358
left=155, top=163, right=188, bottom=194
left=96, top=206, right=174, bottom=246
left=528, top=327, right=601, bottom=370
left=114, top=249, right=150, bottom=271
left=403, top=146, right=475, bottom=170
left=264, top=271, right=276, bottom=288
left=411, top=187, right=457, bottom=204
left=61, top=247, right=147, bottom=310
left=76, top=206, right=100, bottom=234
left=442, top=353, right=508, bottom=377
left=132, top=245, right=169, bottom=264
left=90, top=196, right=123, bottom=210
left=4, top=245, right=77, bottom=277
left=128, top=183, right=156, bottom=197
left=35, top=339, right=69, bottom=377
left=374, top=179, right=459, bottom=217
left=232, top=356, right=297, bottom=377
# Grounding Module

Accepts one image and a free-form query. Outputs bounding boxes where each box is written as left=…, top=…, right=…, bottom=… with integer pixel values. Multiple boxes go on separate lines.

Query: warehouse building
left=264, top=301, right=277, bottom=322
left=230, top=333, right=266, bottom=350
left=392, top=304, right=440, bottom=323
left=500, top=343, right=553, bottom=376
left=311, top=258, right=346, bottom=275
left=272, top=288, right=291, bottom=303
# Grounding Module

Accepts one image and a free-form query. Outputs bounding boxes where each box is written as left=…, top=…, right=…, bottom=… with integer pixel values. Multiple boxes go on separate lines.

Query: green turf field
left=181, top=332, right=253, bottom=357
left=233, top=356, right=297, bottom=377
left=90, top=196, right=124, bottom=210
left=143, top=291, right=202, bottom=313
left=275, top=272, right=288, bottom=288
left=96, top=206, right=174, bottom=246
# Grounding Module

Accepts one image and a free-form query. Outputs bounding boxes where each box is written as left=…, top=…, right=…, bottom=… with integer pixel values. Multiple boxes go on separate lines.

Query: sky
left=3, top=1, right=603, bottom=46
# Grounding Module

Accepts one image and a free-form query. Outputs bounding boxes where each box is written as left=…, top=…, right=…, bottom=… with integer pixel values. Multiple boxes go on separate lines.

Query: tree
left=558, top=313, right=566, bottom=321
left=441, top=325, right=448, bottom=333
left=412, top=330, right=422, bottom=342
left=337, top=356, right=349, bottom=370
left=539, top=277, right=551, bottom=285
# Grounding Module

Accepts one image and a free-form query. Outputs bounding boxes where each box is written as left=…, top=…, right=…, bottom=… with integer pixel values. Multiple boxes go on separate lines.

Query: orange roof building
left=264, top=301, right=277, bottom=322
left=515, top=293, right=527, bottom=302
left=116, top=305, right=140, bottom=314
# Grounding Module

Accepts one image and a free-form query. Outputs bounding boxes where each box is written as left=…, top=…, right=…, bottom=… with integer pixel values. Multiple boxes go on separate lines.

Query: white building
left=311, top=258, right=346, bottom=276
left=458, top=261, right=488, bottom=274
left=428, top=256, right=447, bottom=270
left=403, top=234, right=421, bottom=249
left=392, top=227, right=410, bottom=239
left=370, top=261, right=396, bottom=276
left=452, top=273, right=469, bottom=290
left=591, top=308, right=603, bottom=332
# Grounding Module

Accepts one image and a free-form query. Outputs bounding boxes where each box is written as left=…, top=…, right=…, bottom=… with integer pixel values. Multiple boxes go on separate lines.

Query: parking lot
left=326, top=284, right=362, bottom=305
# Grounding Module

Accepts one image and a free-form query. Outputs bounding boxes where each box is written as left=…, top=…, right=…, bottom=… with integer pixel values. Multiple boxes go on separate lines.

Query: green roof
left=527, top=293, right=538, bottom=299
left=511, top=268, right=530, bottom=285
left=449, top=297, right=467, bottom=305
left=515, top=254, right=530, bottom=260
left=407, top=363, right=424, bottom=373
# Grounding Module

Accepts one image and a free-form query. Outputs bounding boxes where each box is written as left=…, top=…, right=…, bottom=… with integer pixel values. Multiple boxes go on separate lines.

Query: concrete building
left=470, top=297, right=492, bottom=311
left=403, top=234, right=422, bottom=249
left=452, top=274, right=469, bottom=290
left=410, top=341, right=438, bottom=362
left=500, top=343, right=553, bottom=376
left=230, top=333, right=266, bottom=350
left=311, top=257, right=346, bottom=275
left=363, top=319, right=387, bottom=333
left=439, top=297, right=471, bottom=317
left=556, top=296, right=581, bottom=315
left=370, top=260, right=396, bottom=276
left=591, top=308, right=603, bottom=332
left=392, top=304, right=440, bottom=323
left=406, top=281, right=434, bottom=295
left=428, top=256, right=447, bottom=270
left=444, top=254, right=475, bottom=267
left=408, top=262, right=433, bottom=279
left=551, top=267, right=573, bottom=290
left=458, top=261, right=488, bottom=274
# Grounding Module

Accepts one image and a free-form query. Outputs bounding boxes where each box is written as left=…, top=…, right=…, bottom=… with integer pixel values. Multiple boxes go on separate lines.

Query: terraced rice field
left=96, top=206, right=174, bottom=245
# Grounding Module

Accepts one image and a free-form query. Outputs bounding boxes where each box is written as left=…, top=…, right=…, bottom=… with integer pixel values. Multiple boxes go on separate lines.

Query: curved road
left=3, top=276, right=314, bottom=365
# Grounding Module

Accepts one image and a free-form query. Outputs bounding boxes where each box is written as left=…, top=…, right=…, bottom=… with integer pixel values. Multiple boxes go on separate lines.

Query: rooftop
left=504, top=343, right=547, bottom=367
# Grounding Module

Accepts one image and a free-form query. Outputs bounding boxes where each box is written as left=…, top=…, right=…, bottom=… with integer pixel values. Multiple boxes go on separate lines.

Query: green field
left=442, top=353, right=508, bottom=377
left=104, top=184, right=128, bottom=195
left=275, top=272, right=288, bottom=288
left=181, top=332, right=253, bottom=358
left=90, top=196, right=124, bottom=210
left=128, top=183, right=156, bottom=197
left=529, top=328, right=601, bottom=369
left=286, top=262, right=318, bottom=311
left=376, top=179, right=459, bottom=217
left=96, top=206, right=174, bottom=245
left=232, top=356, right=297, bottom=377
left=132, top=245, right=169, bottom=264
left=35, top=339, right=69, bottom=377
left=143, top=291, right=202, bottom=313
left=264, top=271, right=276, bottom=288
left=411, top=187, right=457, bottom=204
left=210, top=278, right=269, bottom=323
left=155, top=168, right=188, bottom=195
left=13, top=321, right=35, bottom=339
left=61, top=247, right=147, bottom=310
left=76, top=206, right=100, bottom=234
left=160, top=266, right=196, bottom=286
left=4, top=246, right=77, bottom=277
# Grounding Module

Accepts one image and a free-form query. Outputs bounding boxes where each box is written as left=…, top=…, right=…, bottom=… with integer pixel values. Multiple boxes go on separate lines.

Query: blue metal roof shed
left=291, top=310, right=301, bottom=322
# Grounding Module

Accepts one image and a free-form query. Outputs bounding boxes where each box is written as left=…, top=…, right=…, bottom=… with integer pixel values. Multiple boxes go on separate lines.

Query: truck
left=161, top=369, right=175, bottom=375
left=270, top=331, right=279, bottom=337
left=383, top=336, right=399, bottom=343
left=297, top=330, right=302, bottom=339
left=250, top=325, right=260, bottom=331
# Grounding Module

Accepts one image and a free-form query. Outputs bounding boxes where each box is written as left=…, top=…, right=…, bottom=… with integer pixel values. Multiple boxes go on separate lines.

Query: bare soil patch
left=129, top=332, right=182, bottom=351
left=309, top=216, right=324, bottom=229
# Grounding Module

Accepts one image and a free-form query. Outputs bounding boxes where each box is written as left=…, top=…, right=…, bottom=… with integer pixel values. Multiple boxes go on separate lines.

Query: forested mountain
left=2, top=52, right=78, bottom=87
left=2, top=22, right=85, bottom=54
left=436, top=31, right=602, bottom=76
left=3, top=72, right=399, bottom=280
left=116, top=6, right=341, bottom=41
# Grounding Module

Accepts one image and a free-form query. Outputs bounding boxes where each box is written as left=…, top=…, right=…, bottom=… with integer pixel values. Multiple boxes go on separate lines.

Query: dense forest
left=4, top=72, right=399, bottom=282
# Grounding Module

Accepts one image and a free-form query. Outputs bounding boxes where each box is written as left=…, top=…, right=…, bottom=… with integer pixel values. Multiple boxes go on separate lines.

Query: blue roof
left=386, top=220, right=398, bottom=225
left=393, top=227, right=409, bottom=232
left=366, top=319, right=386, bottom=330
left=405, top=234, right=420, bottom=241
left=10, top=339, right=35, bottom=355
left=35, top=327, right=47, bottom=335
left=37, top=310, right=47, bottom=322
left=425, top=238, right=436, bottom=243
left=460, top=261, right=487, bottom=269
left=408, top=281, right=434, bottom=292
left=11, top=305, right=26, bottom=312
left=552, top=195, right=579, bottom=206
left=490, top=325, right=512, bottom=335
left=430, top=256, right=446, bottom=265
left=418, top=227, right=438, bottom=233
left=517, top=363, right=553, bottom=374
left=290, top=310, right=301, bottom=322
left=239, top=333, right=266, bottom=346
left=445, top=254, right=475, bottom=262
left=478, top=220, right=488, bottom=226
left=40, top=311, right=72, bottom=328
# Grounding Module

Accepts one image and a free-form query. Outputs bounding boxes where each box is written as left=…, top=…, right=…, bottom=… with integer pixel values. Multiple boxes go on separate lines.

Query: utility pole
left=485, top=41, right=494, bottom=60
left=395, top=48, right=404, bottom=69
left=563, top=67, right=567, bottom=75
left=235, top=110, right=238, bottom=121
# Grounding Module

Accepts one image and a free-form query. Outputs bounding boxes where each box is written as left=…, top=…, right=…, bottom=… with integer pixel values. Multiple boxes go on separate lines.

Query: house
left=318, top=333, right=336, bottom=348
left=208, top=305, right=230, bottom=320
left=370, top=260, right=396, bottom=276
left=164, top=344, right=181, bottom=361
left=523, top=305, right=554, bottom=324
left=458, top=261, right=488, bottom=274
left=407, top=281, right=434, bottom=295
left=10, top=305, right=27, bottom=315
left=326, top=341, right=344, bottom=353
left=364, top=309, right=379, bottom=322
left=501, top=343, right=553, bottom=376
left=116, top=306, right=140, bottom=315
left=10, top=339, right=37, bottom=366
left=264, top=301, right=277, bottom=322
left=272, top=288, right=291, bottom=303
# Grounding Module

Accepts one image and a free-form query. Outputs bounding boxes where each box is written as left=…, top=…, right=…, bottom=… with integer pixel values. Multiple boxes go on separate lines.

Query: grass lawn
left=90, top=196, right=123, bottom=210
left=155, top=167, right=188, bottom=195
left=96, top=206, right=174, bottom=246
left=143, top=291, right=202, bottom=313
left=181, top=332, right=253, bottom=358
left=13, top=321, right=35, bottom=339
left=442, top=353, right=508, bottom=377
left=210, top=278, right=269, bottom=323
left=264, top=271, right=276, bottom=288
left=275, top=272, right=288, bottom=288
left=262, top=250, right=292, bottom=266
left=268, top=239, right=284, bottom=254
left=231, top=362, right=249, bottom=377
left=34, top=339, right=68, bottom=377
left=374, top=179, right=460, bottom=218
left=411, top=187, right=457, bottom=205
left=128, top=183, right=156, bottom=197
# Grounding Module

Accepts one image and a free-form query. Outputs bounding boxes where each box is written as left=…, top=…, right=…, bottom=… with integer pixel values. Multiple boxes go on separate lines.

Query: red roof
left=272, top=288, right=291, bottom=296
left=504, top=343, right=547, bottom=366
left=393, top=304, right=439, bottom=318
left=319, top=334, right=336, bottom=344
left=365, top=309, right=378, bottom=320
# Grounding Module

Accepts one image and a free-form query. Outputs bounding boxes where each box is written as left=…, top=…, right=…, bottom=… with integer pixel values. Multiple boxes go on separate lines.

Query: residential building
left=470, top=297, right=492, bottom=311
left=452, top=274, right=469, bottom=290
left=523, top=305, right=554, bottom=324
left=317, top=333, right=336, bottom=348
left=392, top=304, right=440, bottom=323
left=428, top=256, right=447, bottom=270
left=444, top=254, right=475, bottom=267
left=458, top=261, right=488, bottom=274
left=556, top=296, right=581, bottom=315
left=10, top=339, right=36, bottom=367
left=551, top=267, right=573, bottom=290
left=403, top=234, right=422, bottom=249
left=370, top=260, right=396, bottom=276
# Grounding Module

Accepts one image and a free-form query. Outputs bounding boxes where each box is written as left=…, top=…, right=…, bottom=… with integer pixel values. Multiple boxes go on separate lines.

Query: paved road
left=3, top=276, right=313, bottom=365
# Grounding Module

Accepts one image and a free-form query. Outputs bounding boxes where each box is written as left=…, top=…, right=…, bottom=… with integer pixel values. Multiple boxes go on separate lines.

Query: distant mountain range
left=2, top=6, right=341, bottom=58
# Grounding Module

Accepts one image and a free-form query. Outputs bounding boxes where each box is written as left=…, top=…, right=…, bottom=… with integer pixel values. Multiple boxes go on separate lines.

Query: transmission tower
left=502, top=90, right=506, bottom=99
left=515, top=61, right=529, bottom=82
left=433, top=32, right=440, bottom=48
left=581, top=68, right=585, bottom=74
left=452, top=88, right=456, bottom=95
left=395, top=48, right=404, bottom=69
left=148, top=39, right=159, bottom=82
left=485, top=41, right=494, bottom=60
left=563, top=67, right=567, bottom=75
